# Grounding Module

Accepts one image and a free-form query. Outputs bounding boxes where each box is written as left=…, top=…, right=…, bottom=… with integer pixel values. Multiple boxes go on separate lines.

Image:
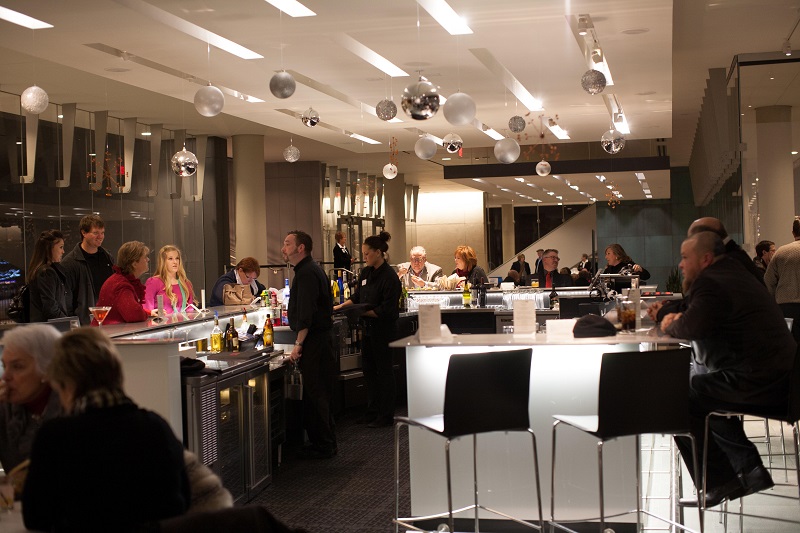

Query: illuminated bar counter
left=390, top=330, right=684, bottom=527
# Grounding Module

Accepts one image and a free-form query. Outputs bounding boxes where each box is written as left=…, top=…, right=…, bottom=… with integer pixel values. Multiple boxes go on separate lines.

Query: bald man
left=663, top=232, right=795, bottom=508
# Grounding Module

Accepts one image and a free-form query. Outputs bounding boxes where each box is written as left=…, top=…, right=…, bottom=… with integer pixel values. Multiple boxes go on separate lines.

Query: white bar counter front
left=391, top=331, right=684, bottom=525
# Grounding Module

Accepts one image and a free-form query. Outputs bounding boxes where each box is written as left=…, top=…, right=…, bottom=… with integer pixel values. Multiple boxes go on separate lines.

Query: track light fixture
left=783, top=39, right=792, bottom=56
left=577, top=16, right=589, bottom=36
left=591, top=43, right=603, bottom=64
left=783, top=12, right=800, bottom=57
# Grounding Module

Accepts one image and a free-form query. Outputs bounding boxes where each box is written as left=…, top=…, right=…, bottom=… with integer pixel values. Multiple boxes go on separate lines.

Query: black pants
left=674, top=364, right=788, bottom=489
left=298, top=330, right=337, bottom=451
left=362, top=322, right=397, bottom=420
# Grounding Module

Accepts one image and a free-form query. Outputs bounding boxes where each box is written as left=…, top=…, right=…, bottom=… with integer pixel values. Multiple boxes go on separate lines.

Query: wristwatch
left=294, top=341, right=303, bottom=347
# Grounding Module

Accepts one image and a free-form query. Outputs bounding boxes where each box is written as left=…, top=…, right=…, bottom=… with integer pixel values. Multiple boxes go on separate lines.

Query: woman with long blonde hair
left=144, top=245, right=195, bottom=314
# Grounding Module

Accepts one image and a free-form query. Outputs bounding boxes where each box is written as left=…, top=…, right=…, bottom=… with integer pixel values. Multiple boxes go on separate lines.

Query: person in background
left=574, top=268, right=592, bottom=286
left=0, top=324, right=62, bottom=475
left=61, top=214, right=115, bottom=325
left=335, top=231, right=401, bottom=428
left=452, top=245, right=488, bottom=287
left=510, top=253, right=532, bottom=285
left=27, top=229, right=71, bottom=322
left=602, top=243, right=650, bottom=280
left=95, top=241, right=158, bottom=325
left=752, top=240, right=775, bottom=279
left=536, top=249, right=572, bottom=288
left=282, top=230, right=337, bottom=459
left=396, top=246, right=443, bottom=289
left=533, top=248, right=545, bottom=275
left=578, top=253, right=593, bottom=273
left=145, top=245, right=196, bottom=314
left=209, top=257, right=266, bottom=307
left=23, top=327, right=190, bottom=531
left=502, top=269, right=521, bottom=286
left=332, top=231, right=354, bottom=276
left=688, top=217, right=764, bottom=282
left=764, top=218, right=800, bottom=344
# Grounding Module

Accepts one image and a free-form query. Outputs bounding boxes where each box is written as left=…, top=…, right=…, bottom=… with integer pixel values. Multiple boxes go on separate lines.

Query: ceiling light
left=57, top=114, right=63, bottom=119
left=635, top=172, right=645, bottom=181
left=333, top=34, right=408, bottom=77
left=792, top=151, right=798, bottom=155
left=577, top=16, right=589, bottom=36
left=349, top=133, right=381, bottom=145
left=0, top=6, right=53, bottom=29
left=591, top=46, right=603, bottom=64
left=442, top=157, right=451, bottom=161
left=480, top=128, right=506, bottom=141
left=784, top=39, right=793, bottom=56
left=141, top=132, right=152, bottom=136
left=416, top=0, right=473, bottom=35
left=469, top=48, right=544, bottom=111
left=112, top=0, right=263, bottom=59
left=515, top=177, right=525, bottom=182
left=545, top=117, right=570, bottom=140
left=263, top=0, right=316, bottom=17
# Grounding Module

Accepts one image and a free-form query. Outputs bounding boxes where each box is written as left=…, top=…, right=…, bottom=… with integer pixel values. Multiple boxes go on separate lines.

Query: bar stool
left=550, top=348, right=702, bottom=533
left=393, top=348, right=543, bottom=533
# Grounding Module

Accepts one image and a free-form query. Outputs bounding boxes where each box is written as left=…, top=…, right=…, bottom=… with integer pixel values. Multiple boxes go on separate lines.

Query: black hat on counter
left=573, top=313, right=617, bottom=338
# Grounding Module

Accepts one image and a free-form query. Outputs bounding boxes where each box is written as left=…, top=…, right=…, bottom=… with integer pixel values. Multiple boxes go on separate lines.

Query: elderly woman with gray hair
left=0, top=324, right=62, bottom=474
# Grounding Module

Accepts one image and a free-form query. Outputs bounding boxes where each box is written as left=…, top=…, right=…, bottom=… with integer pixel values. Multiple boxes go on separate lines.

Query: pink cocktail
left=89, top=306, right=112, bottom=326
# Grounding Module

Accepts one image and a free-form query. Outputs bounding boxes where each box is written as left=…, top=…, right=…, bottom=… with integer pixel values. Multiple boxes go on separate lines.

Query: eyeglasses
left=544, top=256, right=560, bottom=261
left=410, top=257, right=425, bottom=262
left=239, top=270, right=258, bottom=282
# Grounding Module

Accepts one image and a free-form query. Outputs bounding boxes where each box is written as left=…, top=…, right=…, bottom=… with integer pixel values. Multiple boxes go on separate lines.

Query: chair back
left=442, top=348, right=532, bottom=438
left=595, top=348, right=691, bottom=440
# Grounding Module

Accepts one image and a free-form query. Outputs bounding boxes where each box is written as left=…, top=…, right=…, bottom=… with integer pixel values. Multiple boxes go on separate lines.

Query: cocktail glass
left=89, top=306, right=112, bottom=326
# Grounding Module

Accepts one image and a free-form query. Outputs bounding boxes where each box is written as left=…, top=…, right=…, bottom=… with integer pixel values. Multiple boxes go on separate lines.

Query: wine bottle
left=229, top=318, right=239, bottom=352
left=210, top=313, right=222, bottom=353
left=462, top=282, right=471, bottom=308
left=222, top=320, right=231, bottom=352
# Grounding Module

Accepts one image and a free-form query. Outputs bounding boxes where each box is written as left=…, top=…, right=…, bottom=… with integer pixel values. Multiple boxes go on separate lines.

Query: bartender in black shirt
left=282, top=230, right=337, bottom=459
left=335, top=231, right=401, bottom=428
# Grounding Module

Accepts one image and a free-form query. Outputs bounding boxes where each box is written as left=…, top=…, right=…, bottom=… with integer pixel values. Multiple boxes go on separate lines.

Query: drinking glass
left=89, top=306, right=112, bottom=326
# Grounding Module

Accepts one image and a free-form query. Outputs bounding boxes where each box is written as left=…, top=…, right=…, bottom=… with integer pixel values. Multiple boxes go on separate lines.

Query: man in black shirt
left=61, top=215, right=115, bottom=325
left=282, top=230, right=336, bottom=459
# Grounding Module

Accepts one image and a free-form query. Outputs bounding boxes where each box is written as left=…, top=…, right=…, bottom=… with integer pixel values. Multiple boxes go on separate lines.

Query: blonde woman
left=145, top=245, right=195, bottom=314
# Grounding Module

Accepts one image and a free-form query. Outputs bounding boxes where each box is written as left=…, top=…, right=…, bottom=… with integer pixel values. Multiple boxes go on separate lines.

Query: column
left=383, top=173, right=407, bottom=264
left=232, top=134, right=267, bottom=261
left=755, top=106, right=794, bottom=245
left=501, top=204, right=515, bottom=261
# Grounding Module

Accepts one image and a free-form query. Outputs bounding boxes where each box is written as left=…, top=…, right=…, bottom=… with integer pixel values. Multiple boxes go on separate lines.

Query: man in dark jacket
left=663, top=232, right=796, bottom=508
left=61, top=215, right=115, bottom=325
left=536, top=249, right=572, bottom=288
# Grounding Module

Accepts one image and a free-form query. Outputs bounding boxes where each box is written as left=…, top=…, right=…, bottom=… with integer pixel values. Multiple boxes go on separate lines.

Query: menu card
left=418, top=304, right=443, bottom=343
left=513, top=299, right=537, bottom=335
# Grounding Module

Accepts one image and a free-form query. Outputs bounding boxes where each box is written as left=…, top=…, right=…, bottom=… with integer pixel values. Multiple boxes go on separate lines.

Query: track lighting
left=577, top=16, right=588, bottom=36
left=783, top=39, right=792, bottom=56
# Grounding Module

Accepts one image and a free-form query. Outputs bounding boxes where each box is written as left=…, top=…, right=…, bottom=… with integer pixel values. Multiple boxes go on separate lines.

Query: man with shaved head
left=662, top=232, right=796, bottom=508
left=687, top=217, right=763, bottom=281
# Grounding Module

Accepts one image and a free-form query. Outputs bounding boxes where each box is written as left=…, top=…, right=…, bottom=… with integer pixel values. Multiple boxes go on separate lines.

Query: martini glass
left=89, top=306, right=112, bottom=326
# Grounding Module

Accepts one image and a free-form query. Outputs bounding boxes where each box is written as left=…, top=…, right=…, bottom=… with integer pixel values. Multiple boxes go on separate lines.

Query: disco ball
left=581, top=69, right=607, bottom=95
left=376, top=99, right=397, bottom=121
left=283, top=144, right=300, bottom=163
left=194, top=84, right=225, bottom=117
left=442, top=133, right=463, bottom=154
left=171, top=148, right=198, bottom=177
left=443, top=92, right=476, bottom=126
left=494, top=138, right=520, bottom=164
left=536, top=159, right=551, bottom=176
left=600, top=129, right=626, bottom=154
left=401, top=76, right=440, bottom=120
left=20, top=85, right=49, bottom=115
left=508, top=115, right=526, bottom=133
left=414, top=136, right=438, bottom=160
left=383, top=163, right=398, bottom=179
left=301, top=107, right=320, bottom=127
left=269, top=71, right=296, bottom=99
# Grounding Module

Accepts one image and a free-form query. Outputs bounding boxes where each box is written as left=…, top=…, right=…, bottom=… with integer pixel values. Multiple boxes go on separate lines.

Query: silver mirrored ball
left=443, top=92, right=476, bottom=126
left=414, top=136, right=438, bottom=160
left=269, top=71, right=296, bottom=99
left=401, top=77, right=440, bottom=120
left=376, top=99, right=397, bottom=121
left=536, top=159, right=551, bottom=176
left=283, top=144, right=300, bottom=163
left=171, top=148, right=198, bottom=177
left=494, top=138, right=520, bottom=164
left=194, top=85, right=225, bottom=117
left=581, top=69, right=607, bottom=95
left=442, top=133, right=463, bottom=154
left=508, top=115, right=526, bottom=133
left=600, top=129, right=626, bottom=154
left=20, top=85, right=49, bottom=115
left=301, top=107, right=320, bottom=128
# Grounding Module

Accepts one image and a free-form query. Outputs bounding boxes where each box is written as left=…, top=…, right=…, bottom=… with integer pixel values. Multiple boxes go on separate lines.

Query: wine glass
left=89, top=306, right=112, bottom=326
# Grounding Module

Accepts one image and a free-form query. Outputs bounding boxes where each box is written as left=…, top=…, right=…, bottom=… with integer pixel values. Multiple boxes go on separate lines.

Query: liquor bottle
left=240, top=309, right=248, bottom=335
left=332, top=279, right=339, bottom=302
left=462, top=282, right=471, bottom=308
left=222, top=320, right=231, bottom=351
left=210, top=313, right=223, bottom=354
left=262, top=311, right=274, bottom=348
left=282, top=279, right=291, bottom=326
left=343, top=280, right=350, bottom=301
left=229, top=318, right=239, bottom=352
left=400, top=286, right=408, bottom=311
left=337, top=275, right=344, bottom=304
left=260, top=290, right=267, bottom=307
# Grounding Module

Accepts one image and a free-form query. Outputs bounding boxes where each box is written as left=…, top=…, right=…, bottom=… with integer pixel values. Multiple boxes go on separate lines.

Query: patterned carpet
left=252, top=408, right=411, bottom=533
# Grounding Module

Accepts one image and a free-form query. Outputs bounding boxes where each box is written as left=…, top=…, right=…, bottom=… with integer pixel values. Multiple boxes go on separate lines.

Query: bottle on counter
left=239, top=309, right=249, bottom=335
left=337, top=275, right=344, bottom=304
left=260, top=290, right=267, bottom=307
left=210, top=312, right=222, bottom=354
left=343, top=280, right=350, bottom=301
left=229, top=318, right=239, bottom=352
left=282, top=278, right=291, bottom=327
left=462, top=282, right=471, bottom=308
left=399, top=286, right=408, bottom=311
left=332, top=279, right=339, bottom=302
left=262, top=311, right=274, bottom=348
left=222, top=320, right=232, bottom=351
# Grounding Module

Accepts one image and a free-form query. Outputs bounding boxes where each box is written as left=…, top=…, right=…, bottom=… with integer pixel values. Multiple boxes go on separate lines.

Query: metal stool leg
left=598, top=441, right=605, bottom=533
left=635, top=435, right=642, bottom=533
left=445, top=439, right=455, bottom=533
left=529, top=429, right=545, bottom=531
left=394, top=422, right=401, bottom=533
left=473, top=434, right=479, bottom=533
left=550, top=421, right=560, bottom=526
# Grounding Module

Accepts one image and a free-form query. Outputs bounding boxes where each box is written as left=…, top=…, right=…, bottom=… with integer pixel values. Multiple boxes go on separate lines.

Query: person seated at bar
left=396, top=246, right=443, bottom=289
left=536, top=249, right=572, bottom=288
left=0, top=325, right=62, bottom=475
left=145, top=245, right=196, bottom=314
left=95, top=241, right=158, bottom=325
left=27, top=229, right=71, bottom=322
left=662, top=232, right=795, bottom=508
left=574, top=268, right=592, bottom=286
left=23, top=327, right=190, bottom=531
left=510, top=253, right=531, bottom=285
left=502, top=269, right=521, bottom=286
left=602, top=243, right=650, bottom=280
left=452, top=245, right=488, bottom=287
left=209, top=257, right=266, bottom=307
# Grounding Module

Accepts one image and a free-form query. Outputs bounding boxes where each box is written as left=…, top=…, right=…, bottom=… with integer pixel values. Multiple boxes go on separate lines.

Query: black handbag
left=7, top=284, right=30, bottom=323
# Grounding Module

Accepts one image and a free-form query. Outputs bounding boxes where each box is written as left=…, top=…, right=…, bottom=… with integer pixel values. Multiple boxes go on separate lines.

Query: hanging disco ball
left=171, top=147, right=198, bottom=177
left=301, top=107, right=320, bottom=127
left=536, top=159, right=551, bottom=176
left=414, top=136, right=438, bottom=160
left=269, top=71, right=296, bottom=99
left=442, top=92, right=476, bottom=126
left=581, top=69, right=607, bottom=95
left=401, top=76, right=440, bottom=120
left=194, top=84, right=225, bottom=117
left=376, top=99, right=397, bottom=121
left=600, top=129, right=626, bottom=154
left=494, top=138, right=520, bottom=164
left=508, top=115, right=526, bottom=133
left=283, top=144, right=300, bottom=163
left=442, top=133, right=463, bottom=154
left=383, top=163, right=398, bottom=179
left=20, top=85, right=49, bottom=115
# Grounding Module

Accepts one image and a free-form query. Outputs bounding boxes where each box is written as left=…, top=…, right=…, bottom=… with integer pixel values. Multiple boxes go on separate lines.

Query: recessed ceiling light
left=0, top=6, right=52, bottom=29
left=263, top=0, right=315, bottom=17
left=792, top=151, right=799, bottom=155
left=349, top=133, right=381, bottom=145
left=333, top=34, right=408, bottom=77
left=416, top=0, right=473, bottom=35
left=442, top=157, right=451, bottom=161
left=141, top=132, right=152, bottom=136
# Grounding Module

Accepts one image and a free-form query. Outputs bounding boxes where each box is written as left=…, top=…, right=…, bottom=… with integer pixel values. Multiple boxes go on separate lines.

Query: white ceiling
left=0, top=0, right=798, bottom=205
